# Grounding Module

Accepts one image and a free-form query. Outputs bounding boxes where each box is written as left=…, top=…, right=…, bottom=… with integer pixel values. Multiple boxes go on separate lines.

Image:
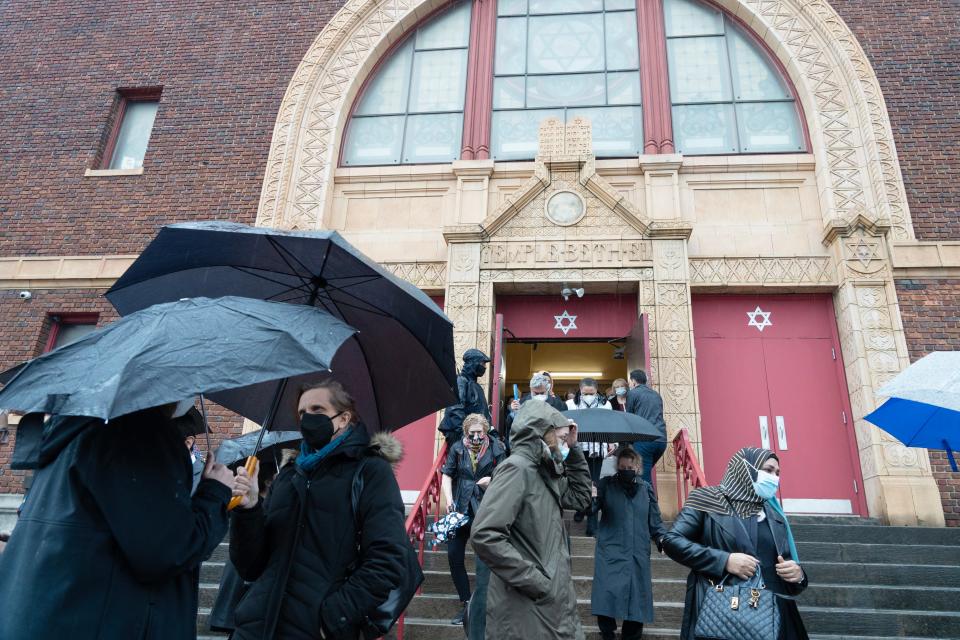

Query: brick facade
left=831, top=0, right=960, bottom=240
left=0, top=0, right=341, bottom=257
left=895, top=279, right=960, bottom=526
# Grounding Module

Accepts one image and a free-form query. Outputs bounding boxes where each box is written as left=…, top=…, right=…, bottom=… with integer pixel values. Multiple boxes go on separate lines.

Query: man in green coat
left=471, top=400, right=592, bottom=640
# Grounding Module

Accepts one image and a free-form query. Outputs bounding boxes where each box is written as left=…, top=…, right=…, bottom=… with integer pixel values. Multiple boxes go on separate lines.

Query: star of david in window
left=554, top=310, right=578, bottom=335
left=746, top=306, right=772, bottom=332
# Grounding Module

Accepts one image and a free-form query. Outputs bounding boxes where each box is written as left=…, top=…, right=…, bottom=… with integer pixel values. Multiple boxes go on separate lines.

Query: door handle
left=758, top=416, right=771, bottom=449
left=775, top=415, right=788, bottom=450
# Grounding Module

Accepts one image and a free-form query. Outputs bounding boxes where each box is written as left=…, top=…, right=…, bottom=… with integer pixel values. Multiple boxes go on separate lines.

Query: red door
left=693, top=294, right=865, bottom=515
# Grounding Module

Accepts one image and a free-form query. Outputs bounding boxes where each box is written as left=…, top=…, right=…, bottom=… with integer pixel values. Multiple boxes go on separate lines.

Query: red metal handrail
left=396, top=441, right=448, bottom=639
left=673, top=428, right=707, bottom=513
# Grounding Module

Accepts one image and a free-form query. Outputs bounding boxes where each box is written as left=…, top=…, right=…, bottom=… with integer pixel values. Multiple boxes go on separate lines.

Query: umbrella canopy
left=106, top=221, right=456, bottom=432
left=562, top=409, right=661, bottom=443
left=0, top=296, right=356, bottom=421
left=215, top=429, right=302, bottom=469
left=866, top=351, right=960, bottom=471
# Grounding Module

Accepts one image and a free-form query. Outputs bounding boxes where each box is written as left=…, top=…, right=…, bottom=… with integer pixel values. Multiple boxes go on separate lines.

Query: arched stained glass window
left=491, top=0, right=643, bottom=160
left=341, top=0, right=806, bottom=166
left=342, top=1, right=472, bottom=165
left=664, top=0, right=804, bottom=154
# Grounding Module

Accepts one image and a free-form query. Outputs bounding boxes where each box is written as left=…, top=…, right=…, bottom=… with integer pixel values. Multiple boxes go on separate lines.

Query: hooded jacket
left=229, top=428, right=409, bottom=640
left=0, top=409, right=231, bottom=640
left=470, top=401, right=592, bottom=640
left=439, top=351, right=492, bottom=442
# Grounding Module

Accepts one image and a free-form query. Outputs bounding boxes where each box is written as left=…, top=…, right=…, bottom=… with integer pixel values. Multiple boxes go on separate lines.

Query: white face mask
left=752, top=469, right=780, bottom=500
left=532, top=393, right=548, bottom=402
left=581, top=394, right=597, bottom=405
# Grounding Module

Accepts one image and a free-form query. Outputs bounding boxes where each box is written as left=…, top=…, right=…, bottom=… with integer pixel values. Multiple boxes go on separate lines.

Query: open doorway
left=504, top=340, right=629, bottom=405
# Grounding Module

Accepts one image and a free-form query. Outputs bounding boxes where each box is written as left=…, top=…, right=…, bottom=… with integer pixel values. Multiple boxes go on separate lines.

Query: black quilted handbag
left=694, top=572, right=781, bottom=640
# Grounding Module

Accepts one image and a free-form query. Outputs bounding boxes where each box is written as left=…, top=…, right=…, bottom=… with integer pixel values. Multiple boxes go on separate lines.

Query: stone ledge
left=892, top=241, right=960, bottom=279
left=0, top=255, right=137, bottom=289
left=84, top=167, right=144, bottom=177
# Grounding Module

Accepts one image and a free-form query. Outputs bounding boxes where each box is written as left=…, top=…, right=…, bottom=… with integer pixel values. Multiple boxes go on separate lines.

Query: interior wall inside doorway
left=504, top=341, right=628, bottom=396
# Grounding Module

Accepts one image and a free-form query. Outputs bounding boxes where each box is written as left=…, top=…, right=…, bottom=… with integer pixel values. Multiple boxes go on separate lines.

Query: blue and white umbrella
left=865, top=351, right=960, bottom=471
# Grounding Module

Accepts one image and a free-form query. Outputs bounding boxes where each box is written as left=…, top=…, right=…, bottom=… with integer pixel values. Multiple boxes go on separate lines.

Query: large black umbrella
left=0, top=297, right=357, bottom=422
left=106, top=221, right=456, bottom=433
left=562, top=409, right=662, bottom=442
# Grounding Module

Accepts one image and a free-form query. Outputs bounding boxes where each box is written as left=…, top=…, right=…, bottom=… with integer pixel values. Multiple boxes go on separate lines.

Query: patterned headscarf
left=685, top=447, right=777, bottom=518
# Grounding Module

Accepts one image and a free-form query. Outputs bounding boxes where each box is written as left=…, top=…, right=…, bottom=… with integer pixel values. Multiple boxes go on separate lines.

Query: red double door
left=692, top=294, right=865, bottom=515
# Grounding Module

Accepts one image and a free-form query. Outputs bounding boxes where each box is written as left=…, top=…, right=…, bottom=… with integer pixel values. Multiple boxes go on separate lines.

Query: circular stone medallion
left=545, top=190, right=586, bottom=226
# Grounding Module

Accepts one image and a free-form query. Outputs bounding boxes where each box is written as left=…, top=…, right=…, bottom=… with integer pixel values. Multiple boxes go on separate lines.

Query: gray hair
left=529, top=373, right=551, bottom=390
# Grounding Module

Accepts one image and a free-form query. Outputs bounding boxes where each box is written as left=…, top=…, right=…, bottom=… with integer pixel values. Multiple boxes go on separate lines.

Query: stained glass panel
left=663, top=0, right=723, bottom=37
left=736, top=102, right=803, bottom=152
left=527, top=14, right=605, bottom=73
left=527, top=73, right=605, bottom=107
left=402, top=113, right=464, bottom=163
left=567, top=106, right=643, bottom=155
left=354, top=41, right=413, bottom=115
left=491, top=109, right=564, bottom=159
left=729, top=28, right=790, bottom=101
left=493, top=77, right=526, bottom=109
left=673, top=104, right=737, bottom=154
left=416, top=1, right=472, bottom=49
left=409, top=49, right=468, bottom=113
left=495, top=17, right=527, bottom=75
left=343, top=116, right=404, bottom=165
left=529, top=0, right=603, bottom=14
left=668, top=36, right=731, bottom=103
left=605, top=11, right=639, bottom=70
left=607, top=72, right=641, bottom=105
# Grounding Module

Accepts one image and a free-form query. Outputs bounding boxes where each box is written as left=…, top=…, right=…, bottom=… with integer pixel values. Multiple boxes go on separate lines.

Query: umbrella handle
left=227, top=455, right=258, bottom=511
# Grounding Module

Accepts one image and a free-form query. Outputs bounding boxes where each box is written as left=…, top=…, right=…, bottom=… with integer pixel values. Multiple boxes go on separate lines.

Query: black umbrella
left=215, top=429, right=302, bottom=469
left=562, top=409, right=662, bottom=442
left=106, top=221, right=456, bottom=433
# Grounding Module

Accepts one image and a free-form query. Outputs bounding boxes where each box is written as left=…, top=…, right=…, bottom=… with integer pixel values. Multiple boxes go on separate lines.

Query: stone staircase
left=197, top=514, right=960, bottom=640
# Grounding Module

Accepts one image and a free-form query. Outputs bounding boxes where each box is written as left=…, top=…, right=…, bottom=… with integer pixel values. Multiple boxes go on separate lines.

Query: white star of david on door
left=746, top=306, right=773, bottom=332
left=554, top=310, right=578, bottom=335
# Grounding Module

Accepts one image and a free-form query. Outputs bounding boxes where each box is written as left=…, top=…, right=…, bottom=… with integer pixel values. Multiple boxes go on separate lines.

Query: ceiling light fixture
left=547, top=371, right=605, bottom=379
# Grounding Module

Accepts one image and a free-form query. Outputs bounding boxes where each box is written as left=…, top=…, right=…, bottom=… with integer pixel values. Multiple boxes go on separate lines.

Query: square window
left=105, top=92, right=160, bottom=170
left=47, top=315, right=98, bottom=352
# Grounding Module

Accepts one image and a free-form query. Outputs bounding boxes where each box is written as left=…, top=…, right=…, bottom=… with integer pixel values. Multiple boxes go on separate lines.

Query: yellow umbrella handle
left=227, top=455, right=258, bottom=511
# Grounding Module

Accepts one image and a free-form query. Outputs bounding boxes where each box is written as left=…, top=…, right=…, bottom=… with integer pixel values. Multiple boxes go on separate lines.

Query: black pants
left=597, top=615, right=643, bottom=640
left=583, top=456, right=604, bottom=533
left=447, top=522, right=472, bottom=602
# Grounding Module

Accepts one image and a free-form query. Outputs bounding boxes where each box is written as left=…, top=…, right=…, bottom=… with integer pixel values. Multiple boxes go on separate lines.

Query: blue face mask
left=615, top=387, right=627, bottom=396
left=752, top=469, right=780, bottom=500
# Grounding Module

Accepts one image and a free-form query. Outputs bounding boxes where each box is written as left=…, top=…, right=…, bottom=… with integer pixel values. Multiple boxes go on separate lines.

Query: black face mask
left=300, top=412, right=342, bottom=450
left=616, top=469, right=638, bottom=487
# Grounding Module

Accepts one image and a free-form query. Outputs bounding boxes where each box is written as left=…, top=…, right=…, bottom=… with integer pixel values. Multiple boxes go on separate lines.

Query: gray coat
left=590, top=476, right=668, bottom=623
left=471, top=400, right=592, bottom=640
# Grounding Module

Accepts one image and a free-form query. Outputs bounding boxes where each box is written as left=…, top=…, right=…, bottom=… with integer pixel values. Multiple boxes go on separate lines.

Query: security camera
left=18, top=291, right=32, bottom=300
left=560, top=284, right=585, bottom=301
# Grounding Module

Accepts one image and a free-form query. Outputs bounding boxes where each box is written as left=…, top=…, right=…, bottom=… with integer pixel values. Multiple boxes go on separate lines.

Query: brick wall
left=0, top=0, right=342, bottom=257
left=830, top=0, right=960, bottom=240
left=0, top=288, right=243, bottom=494
left=895, top=279, right=960, bottom=526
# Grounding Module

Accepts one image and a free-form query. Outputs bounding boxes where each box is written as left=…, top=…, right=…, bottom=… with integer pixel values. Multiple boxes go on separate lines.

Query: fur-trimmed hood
left=369, top=431, right=404, bottom=466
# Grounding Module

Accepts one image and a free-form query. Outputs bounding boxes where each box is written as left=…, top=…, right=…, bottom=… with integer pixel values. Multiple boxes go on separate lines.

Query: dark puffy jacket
left=442, top=437, right=506, bottom=515
left=0, top=409, right=231, bottom=640
left=229, top=428, right=408, bottom=640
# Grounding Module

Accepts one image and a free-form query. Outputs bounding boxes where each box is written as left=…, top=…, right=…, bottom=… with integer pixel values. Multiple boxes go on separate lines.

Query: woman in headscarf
left=662, top=447, right=809, bottom=640
left=440, top=413, right=506, bottom=625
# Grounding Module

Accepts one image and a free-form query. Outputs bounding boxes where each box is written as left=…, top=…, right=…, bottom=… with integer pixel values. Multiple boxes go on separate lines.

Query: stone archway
left=256, top=0, right=914, bottom=242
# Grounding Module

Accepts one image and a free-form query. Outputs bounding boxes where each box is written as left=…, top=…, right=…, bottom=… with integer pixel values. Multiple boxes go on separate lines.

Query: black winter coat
left=0, top=409, right=231, bottom=640
left=229, top=428, right=408, bottom=640
left=441, top=438, right=506, bottom=515
left=625, top=384, right=667, bottom=441
left=663, top=504, right=809, bottom=640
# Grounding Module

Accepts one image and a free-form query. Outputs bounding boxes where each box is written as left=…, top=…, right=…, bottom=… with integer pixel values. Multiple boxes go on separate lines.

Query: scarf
left=296, top=428, right=352, bottom=472
left=462, top=433, right=489, bottom=471
left=685, top=447, right=800, bottom=561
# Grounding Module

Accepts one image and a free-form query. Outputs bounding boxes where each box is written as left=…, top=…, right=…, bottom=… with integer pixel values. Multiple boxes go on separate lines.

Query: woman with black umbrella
left=229, top=379, right=410, bottom=640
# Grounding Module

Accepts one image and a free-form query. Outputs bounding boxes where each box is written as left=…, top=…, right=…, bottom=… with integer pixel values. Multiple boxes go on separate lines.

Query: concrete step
left=400, top=617, right=680, bottom=640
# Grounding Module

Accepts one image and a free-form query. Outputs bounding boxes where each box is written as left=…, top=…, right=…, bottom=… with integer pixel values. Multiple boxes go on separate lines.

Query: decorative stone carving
left=689, top=257, right=836, bottom=286
left=381, top=262, right=447, bottom=289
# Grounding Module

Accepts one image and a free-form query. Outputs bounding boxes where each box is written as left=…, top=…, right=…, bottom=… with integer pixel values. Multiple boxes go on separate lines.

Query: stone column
left=825, top=217, right=945, bottom=525
left=650, top=233, right=698, bottom=518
